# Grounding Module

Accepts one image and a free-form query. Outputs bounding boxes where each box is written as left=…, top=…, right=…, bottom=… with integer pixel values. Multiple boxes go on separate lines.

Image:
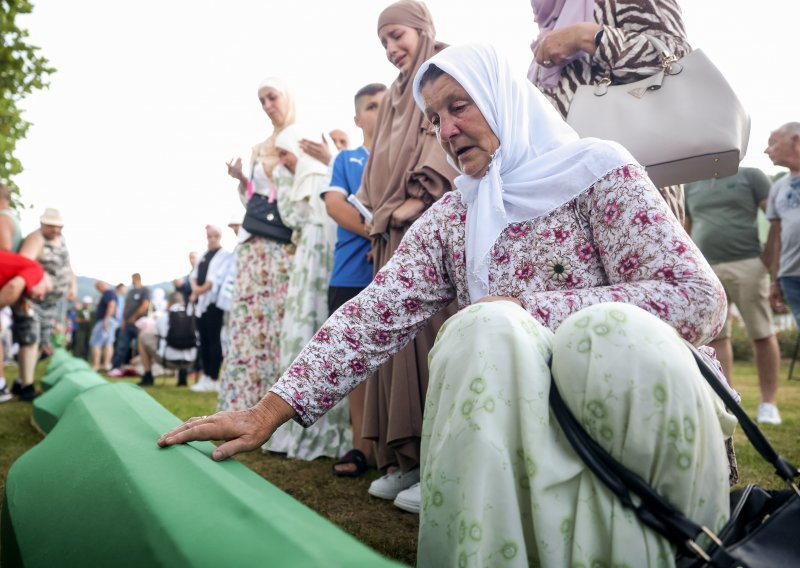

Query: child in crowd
left=321, top=83, right=387, bottom=477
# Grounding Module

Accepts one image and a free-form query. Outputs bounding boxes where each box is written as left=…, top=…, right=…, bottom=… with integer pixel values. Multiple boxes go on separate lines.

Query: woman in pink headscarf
left=528, top=0, right=691, bottom=222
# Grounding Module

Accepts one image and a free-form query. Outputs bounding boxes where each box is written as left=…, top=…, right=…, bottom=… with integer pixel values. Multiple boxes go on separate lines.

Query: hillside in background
left=75, top=276, right=173, bottom=305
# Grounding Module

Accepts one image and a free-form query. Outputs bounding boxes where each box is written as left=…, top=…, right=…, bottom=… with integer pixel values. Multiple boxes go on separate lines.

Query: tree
left=0, top=0, right=56, bottom=208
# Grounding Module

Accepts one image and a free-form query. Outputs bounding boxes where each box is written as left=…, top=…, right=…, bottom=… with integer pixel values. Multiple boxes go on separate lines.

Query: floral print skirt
left=262, top=222, right=352, bottom=461
left=418, top=301, right=733, bottom=567
left=217, top=236, right=294, bottom=412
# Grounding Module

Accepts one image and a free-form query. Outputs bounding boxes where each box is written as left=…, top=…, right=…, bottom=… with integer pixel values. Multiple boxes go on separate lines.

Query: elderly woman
left=160, top=44, right=734, bottom=567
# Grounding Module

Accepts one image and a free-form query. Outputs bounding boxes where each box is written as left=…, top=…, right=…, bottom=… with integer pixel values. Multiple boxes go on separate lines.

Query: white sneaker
left=368, top=468, right=420, bottom=500
left=756, top=402, right=781, bottom=425
left=393, top=482, right=421, bottom=513
left=190, top=375, right=219, bottom=393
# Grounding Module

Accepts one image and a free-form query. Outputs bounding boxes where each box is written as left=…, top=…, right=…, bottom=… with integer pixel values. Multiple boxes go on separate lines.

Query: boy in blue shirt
left=322, top=82, right=387, bottom=477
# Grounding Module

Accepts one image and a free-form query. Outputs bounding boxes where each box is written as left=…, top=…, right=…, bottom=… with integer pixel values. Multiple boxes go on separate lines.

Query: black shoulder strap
left=682, top=342, right=798, bottom=483
left=549, top=341, right=798, bottom=564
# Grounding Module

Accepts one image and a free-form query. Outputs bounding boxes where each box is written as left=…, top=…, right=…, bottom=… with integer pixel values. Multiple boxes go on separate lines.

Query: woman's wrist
left=582, top=22, right=604, bottom=53
left=253, top=392, right=297, bottom=433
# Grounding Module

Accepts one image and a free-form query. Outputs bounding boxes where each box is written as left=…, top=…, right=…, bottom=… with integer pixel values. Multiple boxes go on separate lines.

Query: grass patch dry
left=1, top=358, right=798, bottom=565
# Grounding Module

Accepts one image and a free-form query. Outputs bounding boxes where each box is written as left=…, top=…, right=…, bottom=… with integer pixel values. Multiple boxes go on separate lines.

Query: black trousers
left=196, top=304, right=224, bottom=380
left=327, top=286, right=365, bottom=315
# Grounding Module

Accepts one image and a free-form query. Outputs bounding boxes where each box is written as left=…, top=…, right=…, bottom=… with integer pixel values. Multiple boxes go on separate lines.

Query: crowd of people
left=3, top=0, right=800, bottom=565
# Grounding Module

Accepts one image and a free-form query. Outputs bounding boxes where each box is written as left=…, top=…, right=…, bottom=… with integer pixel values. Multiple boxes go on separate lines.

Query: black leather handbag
left=549, top=342, right=800, bottom=567
left=242, top=192, right=293, bottom=245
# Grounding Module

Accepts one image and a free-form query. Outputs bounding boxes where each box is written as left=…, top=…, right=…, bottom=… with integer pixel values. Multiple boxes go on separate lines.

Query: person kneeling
left=158, top=44, right=735, bottom=567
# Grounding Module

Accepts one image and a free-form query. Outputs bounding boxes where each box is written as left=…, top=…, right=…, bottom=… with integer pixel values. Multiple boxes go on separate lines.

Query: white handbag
left=566, top=36, right=750, bottom=188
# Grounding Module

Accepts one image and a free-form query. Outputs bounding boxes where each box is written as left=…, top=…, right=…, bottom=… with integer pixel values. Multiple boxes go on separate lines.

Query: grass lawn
left=1, top=359, right=799, bottom=565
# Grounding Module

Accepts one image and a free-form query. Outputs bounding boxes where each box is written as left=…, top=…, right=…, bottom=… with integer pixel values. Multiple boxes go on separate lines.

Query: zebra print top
left=534, top=0, right=690, bottom=118
left=532, top=0, right=691, bottom=221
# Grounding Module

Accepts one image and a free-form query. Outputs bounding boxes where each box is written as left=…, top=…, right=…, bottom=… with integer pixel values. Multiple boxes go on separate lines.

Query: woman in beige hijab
left=216, top=78, right=298, bottom=409
left=358, top=0, right=457, bottom=512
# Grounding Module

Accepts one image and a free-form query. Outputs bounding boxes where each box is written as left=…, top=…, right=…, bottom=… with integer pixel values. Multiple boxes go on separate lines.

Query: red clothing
left=0, top=250, right=45, bottom=293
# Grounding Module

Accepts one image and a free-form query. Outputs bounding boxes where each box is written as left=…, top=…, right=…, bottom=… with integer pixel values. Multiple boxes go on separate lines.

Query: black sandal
left=332, top=449, right=368, bottom=478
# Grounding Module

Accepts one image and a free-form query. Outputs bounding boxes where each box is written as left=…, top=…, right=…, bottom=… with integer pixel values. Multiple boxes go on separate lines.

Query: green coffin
left=2, top=383, right=402, bottom=568
left=40, top=358, right=92, bottom=391
left=44, top=348, right=73, bottom=373
left=32, top=370, right=107, bottom=433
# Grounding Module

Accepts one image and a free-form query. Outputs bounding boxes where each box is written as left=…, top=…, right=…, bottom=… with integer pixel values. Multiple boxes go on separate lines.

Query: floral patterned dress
left=267, top=164, right=733, bottom=564
left=261, top=165, right=352, bottom=460
left=216, top=235, right=295, bottom=412
left=271, top=165, right=726, bottom=420
left=417, top=300, right=732, bottom=566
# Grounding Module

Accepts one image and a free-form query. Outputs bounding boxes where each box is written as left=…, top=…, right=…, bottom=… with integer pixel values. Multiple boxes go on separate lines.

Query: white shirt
left=190, top=248, right=232, bottom=317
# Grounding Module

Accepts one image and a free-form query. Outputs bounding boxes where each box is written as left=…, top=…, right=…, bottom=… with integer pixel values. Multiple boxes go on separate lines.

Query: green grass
left=1, top=359, right=799, bottom=565
left=0, top=362, right=419, bottom=565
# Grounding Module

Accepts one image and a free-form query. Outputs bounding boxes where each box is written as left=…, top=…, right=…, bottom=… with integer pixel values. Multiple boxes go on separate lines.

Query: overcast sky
left=12, top=0, right=799, bottom=284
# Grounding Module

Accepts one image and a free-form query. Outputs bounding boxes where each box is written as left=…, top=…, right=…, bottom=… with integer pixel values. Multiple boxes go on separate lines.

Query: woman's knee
left=551, top=302, right=689, bottom=432
left=431, top=300, right=552, bottom=369
left=434, top=300, right=548, bottom=345
left=552, top=302, right=683, bottom=375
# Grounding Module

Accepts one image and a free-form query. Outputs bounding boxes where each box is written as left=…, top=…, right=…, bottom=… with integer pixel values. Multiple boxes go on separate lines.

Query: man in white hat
left=11, top=207, right=76, bottom=401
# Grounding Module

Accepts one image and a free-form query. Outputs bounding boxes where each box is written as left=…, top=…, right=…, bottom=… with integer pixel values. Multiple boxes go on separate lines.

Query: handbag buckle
left=593, top=77, right=611, bottom=97
left=700, top=525, right=724, bottom=547
left=685, top=539, right=712, bottom=562
left=660, top=53, right=682, bottom=76
left=685, top=526, right=723, bottom=562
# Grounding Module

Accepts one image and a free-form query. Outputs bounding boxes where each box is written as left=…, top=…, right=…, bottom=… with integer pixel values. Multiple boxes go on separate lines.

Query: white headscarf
left=275, top=124, right=330, bottom=202
left=412, top=44, right=636, bottom=302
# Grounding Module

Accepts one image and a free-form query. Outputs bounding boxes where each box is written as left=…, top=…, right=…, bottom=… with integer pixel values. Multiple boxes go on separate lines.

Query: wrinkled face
left=765, top=129, right=799, bottom=168
left=278, top=148, right=298, bottom=173
left=379, top=24, right=420, bottom=73
left=354, top=91, right=385, bottom=141
left=329, top=129, right=349, bottom=151
left=422, top=73, right=500, bottom=179
left=258, top=87, right=288, bottom=126
left=40, top=223, right=62, bottom=240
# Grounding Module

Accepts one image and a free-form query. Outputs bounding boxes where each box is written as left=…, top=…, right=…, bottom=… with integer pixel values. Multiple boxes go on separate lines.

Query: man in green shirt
left=685, top=167, right=782, bottom=425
